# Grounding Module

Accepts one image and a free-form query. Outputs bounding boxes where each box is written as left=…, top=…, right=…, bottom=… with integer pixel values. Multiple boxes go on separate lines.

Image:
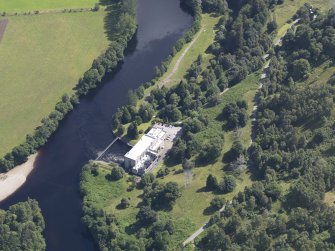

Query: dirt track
left=159, top=26, right=205, bottom=87
left=0, top=19, right=8, bottom=41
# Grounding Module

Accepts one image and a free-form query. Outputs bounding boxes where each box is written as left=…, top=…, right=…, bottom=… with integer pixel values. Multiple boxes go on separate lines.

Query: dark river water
left=0, top=1, right=192, bottom=250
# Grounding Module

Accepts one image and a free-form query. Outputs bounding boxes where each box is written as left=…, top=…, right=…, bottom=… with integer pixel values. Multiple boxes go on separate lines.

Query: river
left=0, top=1, right=192, bottom=250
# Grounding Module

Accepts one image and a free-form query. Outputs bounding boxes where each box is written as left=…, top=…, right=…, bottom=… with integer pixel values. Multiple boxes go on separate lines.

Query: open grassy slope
left=0, top=11, right=109, bottom=156
left=161, top=13, right=220, bottom=87
left=0, top=0, right=98, bottom=13
left=274, top=0, right=331, bottom=28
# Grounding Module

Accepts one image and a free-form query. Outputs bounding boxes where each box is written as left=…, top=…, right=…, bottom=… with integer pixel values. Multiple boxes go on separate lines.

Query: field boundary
left=0, top=18, right=8, bottom=41
left=1, top=7, right=95, bottom=17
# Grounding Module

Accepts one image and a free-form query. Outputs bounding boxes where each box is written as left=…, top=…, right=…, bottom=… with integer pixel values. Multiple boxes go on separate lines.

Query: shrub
left=110, top=166, right=124, bottom=181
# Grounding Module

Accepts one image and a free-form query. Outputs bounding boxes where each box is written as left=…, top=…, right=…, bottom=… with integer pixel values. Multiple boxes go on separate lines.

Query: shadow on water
left=0, top=1, right=193, bottom=250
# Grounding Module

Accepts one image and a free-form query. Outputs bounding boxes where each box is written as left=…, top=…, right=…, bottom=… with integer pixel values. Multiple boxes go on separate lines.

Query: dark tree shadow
left=173, top=169, right=184, bottom=175
left=196, top=187, right=208, bottom=193
left=203, top=206, right=216, bottom=216
left=125, top=221, right=143, bottom=235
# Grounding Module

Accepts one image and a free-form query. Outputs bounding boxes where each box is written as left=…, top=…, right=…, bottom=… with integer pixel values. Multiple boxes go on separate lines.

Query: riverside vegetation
left=0, top=0, right=137, bottom=172
left=0, top=199, right=45, bottom=250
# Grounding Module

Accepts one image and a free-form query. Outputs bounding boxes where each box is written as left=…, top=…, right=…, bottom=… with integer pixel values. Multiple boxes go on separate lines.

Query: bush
left=127, top=122, right=139, bottom=139
left=139, top=173, right=155, bottom=188
left=210, top=197, right=226, bottom=210
left=206, top=174, right=218, bottom=190
left=110, top=166, right=124, bottom=181
left=93, top=3, right=100, bottom=11
left=137, top=206, right=157, bottom=225
left=218, top=175, right=236, bottom=194
left=120, top=198, right=130, bottom=209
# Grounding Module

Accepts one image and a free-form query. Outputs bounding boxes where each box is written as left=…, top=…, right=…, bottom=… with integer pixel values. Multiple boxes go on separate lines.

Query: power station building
left=124, top=126, right=166, bottom=174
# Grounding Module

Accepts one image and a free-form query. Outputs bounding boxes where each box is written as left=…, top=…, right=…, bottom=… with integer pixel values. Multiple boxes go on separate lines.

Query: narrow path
left=183, top=201, right=231, bottom=246
left=220, top=87, right=230, bottom=95
left=249, top=18, right=300, bottom=146
left=159, top=27, right=205, bottom=87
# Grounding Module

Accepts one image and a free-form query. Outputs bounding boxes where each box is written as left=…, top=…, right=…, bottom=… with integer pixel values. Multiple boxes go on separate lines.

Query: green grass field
left=0, top=0, right=98, bottom=13
left=274, top=0, right=332, bottom=28
left=0, top=11, right=109, bottom=157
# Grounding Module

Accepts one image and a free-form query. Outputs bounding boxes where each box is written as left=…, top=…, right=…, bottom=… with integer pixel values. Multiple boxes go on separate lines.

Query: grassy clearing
left=82, top=163, right=142, bottom=228
left=162, top=13, right=220, bottom=87
left=272, top=0, right=332, bottom=42
left=0, top=11, right=109, bottom=157
left=273, top=0, right=331, bottom=28
left=306, top=61, right=335, bottom=86
left=0, top=0, right=98, bottom=13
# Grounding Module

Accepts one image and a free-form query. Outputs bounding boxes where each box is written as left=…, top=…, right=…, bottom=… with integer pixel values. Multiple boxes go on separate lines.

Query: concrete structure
left=124, top=124, right=182, bottom=175
left=124, top=126, right=166, bottom=174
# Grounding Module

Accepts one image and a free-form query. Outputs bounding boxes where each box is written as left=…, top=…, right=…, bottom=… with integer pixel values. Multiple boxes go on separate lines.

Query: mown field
left=0, top=0, right=98, bottom=13
left=0, top=11, right=109, bottom=157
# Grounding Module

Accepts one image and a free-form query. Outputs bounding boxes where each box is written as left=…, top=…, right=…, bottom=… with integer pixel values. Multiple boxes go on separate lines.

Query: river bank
left=0, top=153, right=38, bottom=202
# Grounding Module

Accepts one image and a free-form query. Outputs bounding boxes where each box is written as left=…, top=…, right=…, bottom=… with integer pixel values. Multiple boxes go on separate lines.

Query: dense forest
left=198, top=5, right=335, bottom=250
left=0, top=199, right=45, bottom=251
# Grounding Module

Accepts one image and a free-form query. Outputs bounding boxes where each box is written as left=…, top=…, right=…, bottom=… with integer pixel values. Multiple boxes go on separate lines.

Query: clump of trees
left=221, top=101, right=248, bottom=130
left=110, top=166, right=125, bottom=181
left=0, top=199, right=46, bottom=250
left=206, top=174, right=236, bottom=194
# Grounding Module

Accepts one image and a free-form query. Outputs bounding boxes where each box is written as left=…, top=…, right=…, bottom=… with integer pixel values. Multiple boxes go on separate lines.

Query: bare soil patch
left=325, top=192, right=335, bottom=207
left=0, top=19, right=8, bottom=41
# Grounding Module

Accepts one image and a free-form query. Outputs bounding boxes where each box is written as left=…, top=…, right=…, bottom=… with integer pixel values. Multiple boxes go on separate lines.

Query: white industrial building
left=124, top=126, right=166, bottom=174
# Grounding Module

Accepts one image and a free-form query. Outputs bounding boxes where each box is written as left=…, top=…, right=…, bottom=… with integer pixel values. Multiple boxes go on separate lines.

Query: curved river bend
left=0, top=1, right=192, bottom=250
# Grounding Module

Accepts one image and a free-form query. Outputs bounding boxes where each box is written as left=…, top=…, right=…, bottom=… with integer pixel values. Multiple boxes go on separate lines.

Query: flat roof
left=147, top=127, right=165, bottom=139
left=125, top=135, right=154, bottom=161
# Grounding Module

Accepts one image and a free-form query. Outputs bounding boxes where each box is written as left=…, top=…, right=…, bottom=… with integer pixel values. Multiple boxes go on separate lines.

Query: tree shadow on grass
left=203, top=206, right=216, bottom=216
left=196, top=187, right=208, bottom=193
left=125, top=221, right=143, bottom=235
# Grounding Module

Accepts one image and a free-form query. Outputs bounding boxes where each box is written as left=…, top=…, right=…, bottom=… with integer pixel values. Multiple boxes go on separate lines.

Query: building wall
left=124, top=157, right=136, bottom=170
